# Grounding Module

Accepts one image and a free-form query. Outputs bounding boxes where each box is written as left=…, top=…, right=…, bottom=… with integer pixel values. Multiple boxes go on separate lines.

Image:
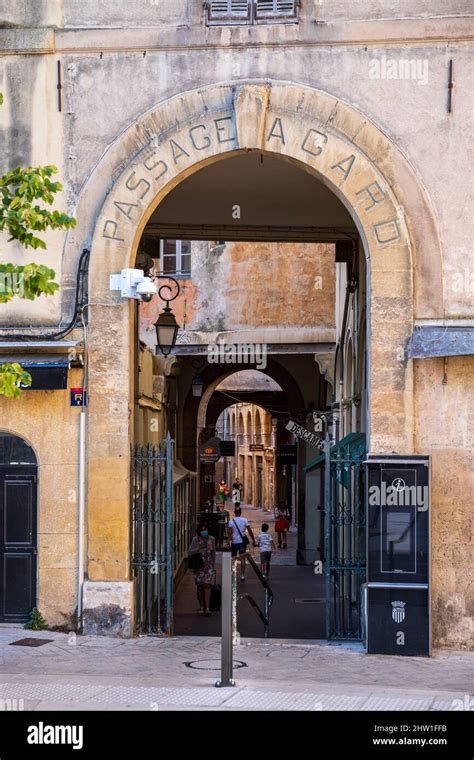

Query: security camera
left=136, top=277, right=157, bottom=302
left=110, top=269, right=158, bottom=301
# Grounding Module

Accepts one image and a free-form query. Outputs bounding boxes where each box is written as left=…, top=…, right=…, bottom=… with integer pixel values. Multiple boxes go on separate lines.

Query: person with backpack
left=227, top=505, right=257, bottom=581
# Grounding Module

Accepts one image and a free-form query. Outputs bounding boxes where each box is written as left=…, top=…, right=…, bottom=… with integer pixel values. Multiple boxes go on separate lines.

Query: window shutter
left=255, top=0, right=297, bottom=20
left=208, top=1, right=251, bottom=22
left=206, top=0, right=298, bottom=24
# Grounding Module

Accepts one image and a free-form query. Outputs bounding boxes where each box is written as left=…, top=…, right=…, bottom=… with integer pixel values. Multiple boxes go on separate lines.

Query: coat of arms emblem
left=391, top=600, right=406, bottom=623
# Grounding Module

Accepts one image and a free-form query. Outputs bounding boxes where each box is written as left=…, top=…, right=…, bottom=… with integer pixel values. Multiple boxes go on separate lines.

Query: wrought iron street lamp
left=153, top=276, right=181, bottom=357
left=191, top=374, right=204, bottom=398
left=191, top=357, right=206, bottom=398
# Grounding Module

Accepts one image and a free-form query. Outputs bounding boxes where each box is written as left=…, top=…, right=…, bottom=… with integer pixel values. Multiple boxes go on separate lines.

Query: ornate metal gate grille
left=325, top=436, right=366, bottom=640
left=130, top=435, right=174, bottom=635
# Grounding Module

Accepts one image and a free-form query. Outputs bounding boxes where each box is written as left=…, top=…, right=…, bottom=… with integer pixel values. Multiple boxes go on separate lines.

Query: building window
left=255, top=1, right=298, bottom=21
left=206, top=1, right=298, bottom=26
left=159, top=240, right=191, bottom=276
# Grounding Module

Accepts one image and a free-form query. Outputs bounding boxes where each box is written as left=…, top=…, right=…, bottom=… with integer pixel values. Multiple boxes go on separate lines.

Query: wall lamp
left=110, top=268, right=181, bottom=356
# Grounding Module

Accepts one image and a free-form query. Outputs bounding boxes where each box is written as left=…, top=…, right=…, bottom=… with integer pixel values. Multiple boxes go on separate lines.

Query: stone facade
left=0, top=3, right=472, bottom=646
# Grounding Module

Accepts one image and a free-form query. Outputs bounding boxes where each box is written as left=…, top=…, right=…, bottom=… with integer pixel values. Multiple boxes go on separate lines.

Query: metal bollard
left=264, top=587, right=270, bottom=639
left=215, top=552, right=235, bottom=687
left=232, top=557, right=240, bottom=646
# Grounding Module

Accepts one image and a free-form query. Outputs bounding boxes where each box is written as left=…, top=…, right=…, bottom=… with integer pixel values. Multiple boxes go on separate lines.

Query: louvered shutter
left=207, top=1, right=251, bottom=23
left=255, top=0, right=297, bottom=20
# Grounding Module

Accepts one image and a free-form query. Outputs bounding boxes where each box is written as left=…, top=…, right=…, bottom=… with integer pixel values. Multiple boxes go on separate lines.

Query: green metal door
left=130, top=434, right=174, bottom=635
left=325, top=433, right=366, bottom=640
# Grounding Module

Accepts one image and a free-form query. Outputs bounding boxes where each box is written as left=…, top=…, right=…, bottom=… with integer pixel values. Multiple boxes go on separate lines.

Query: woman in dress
left=216, top=479, right=229, bottom=511
left=188, top=523, right=216, bottom=615
left=274, top=500, right=290, bottom=549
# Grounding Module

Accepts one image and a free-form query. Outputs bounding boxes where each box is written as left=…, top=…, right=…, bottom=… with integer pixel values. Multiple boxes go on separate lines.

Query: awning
left=0, top=340, right=81, bottom=352
left=0, top=355, right=69, bottom=390
left=304, top=432, right=366, bottom=473
left=408, top=326, right=474, bottom=358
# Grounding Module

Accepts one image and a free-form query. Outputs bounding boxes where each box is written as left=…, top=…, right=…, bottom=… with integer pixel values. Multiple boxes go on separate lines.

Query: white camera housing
left=136, top=278, right=157, bottom=302
left=109, top=269, right=157, bottom=302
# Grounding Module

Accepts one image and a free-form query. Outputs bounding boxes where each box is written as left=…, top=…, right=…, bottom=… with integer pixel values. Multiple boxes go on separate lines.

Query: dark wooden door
left=257, top=463, right=263, bottom=508
left=0, top=467, right=37, bottom=623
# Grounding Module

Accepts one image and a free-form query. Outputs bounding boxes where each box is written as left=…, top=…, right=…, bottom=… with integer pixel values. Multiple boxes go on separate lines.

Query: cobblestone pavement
left=0, top=627, right=472, bottom=711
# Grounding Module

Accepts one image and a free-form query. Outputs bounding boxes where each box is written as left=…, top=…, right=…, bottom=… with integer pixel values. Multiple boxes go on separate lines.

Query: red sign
left=70, top=388, right=87, bottom=406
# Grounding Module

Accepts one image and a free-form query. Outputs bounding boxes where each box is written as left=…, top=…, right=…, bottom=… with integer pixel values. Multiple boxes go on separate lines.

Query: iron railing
left=173, top=471, right=197, bottom=578
left=239, top=553, right=273, bottom=638
left=326, top=444, right=366, bottom=640
left=130, top=435, right=174, bottom=635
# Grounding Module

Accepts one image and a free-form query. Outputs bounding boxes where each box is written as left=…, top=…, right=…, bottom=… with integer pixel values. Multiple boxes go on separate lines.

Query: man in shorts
left=227, top=505, right=257, bottom=581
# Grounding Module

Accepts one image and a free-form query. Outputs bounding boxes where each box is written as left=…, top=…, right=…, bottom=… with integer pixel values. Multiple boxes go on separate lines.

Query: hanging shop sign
left=277, top=444, right=297, bottom=464
left=199, top=436, right=221, bottom=463
left=219, top=440, right=236, bottom=456
left=249, top=444, right=264, bottom=451
left=286, top=419, right=324, bottom=450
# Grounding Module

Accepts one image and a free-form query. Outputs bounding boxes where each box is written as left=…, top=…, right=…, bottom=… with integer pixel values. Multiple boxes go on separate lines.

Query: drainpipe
left=77, top=409, right=86, bottom=628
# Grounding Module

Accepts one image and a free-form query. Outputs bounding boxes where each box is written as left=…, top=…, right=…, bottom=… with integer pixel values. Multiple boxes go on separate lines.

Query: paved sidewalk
left=0, top=627, right=472, bottom=712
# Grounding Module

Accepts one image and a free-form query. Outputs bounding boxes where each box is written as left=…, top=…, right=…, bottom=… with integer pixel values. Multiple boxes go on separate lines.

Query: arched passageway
left=71, top=80, right=443, bottom=639
left=172, top=370, right=326, bottom=640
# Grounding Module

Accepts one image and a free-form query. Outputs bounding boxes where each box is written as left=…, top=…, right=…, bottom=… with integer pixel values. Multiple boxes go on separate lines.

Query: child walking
left=256, top=523, right=275, bottom=578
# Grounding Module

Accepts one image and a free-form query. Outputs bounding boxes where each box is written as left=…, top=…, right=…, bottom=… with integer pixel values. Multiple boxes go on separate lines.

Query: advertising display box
left=366, top=455, right=431, bottom=656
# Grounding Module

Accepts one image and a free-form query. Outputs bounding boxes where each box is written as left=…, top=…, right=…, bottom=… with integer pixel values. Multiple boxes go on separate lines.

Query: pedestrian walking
left=256, top=523, right=275, bottom=577
left=227, top=505, right=257, bottom=581
left=217, top=479, right=229, bottom=510
left=188, top=523, right=216, bottom=616
left=274, top=500, right=290, bottom=549
left=233, top=478, right=243, bottom=502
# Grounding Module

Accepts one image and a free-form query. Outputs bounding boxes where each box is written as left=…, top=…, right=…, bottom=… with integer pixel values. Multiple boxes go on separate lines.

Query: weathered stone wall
left=0, top=369, right=83, bottom=628
left=415, top=356, right=474, bottom=648
left=0, top=52, right=66, bottom=326
left=3, top=1, right=471, bottom=27
left=0, top=9, right=472, bottom=326
left=139, top=241, right=335, bottom=347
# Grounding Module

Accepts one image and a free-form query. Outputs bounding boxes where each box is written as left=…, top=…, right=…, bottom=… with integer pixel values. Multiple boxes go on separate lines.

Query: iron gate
left=130, top=434, right=174, bottom=635
left=325, top=436, right=366, bottom=640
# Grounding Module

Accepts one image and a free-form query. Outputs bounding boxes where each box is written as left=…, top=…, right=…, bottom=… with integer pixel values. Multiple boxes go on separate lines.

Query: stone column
left=82, top=275, right=136, bottom=636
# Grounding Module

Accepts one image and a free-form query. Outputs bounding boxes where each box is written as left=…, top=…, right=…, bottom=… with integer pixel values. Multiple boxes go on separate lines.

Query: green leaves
left=0, top=164, right=76, bottom=250
left=0, top=94, right=76, bottom=398
left=0, top=262, right=60, bottom=303
left=0, top=363, right=32, bottom=398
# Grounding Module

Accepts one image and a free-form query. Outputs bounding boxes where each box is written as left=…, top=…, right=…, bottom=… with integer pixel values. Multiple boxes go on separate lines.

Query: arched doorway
left=0, top=433, right=38, bottom=623
left=71, top=80, right=443, bottom=636
left=174, top=368, right=323, bottom=639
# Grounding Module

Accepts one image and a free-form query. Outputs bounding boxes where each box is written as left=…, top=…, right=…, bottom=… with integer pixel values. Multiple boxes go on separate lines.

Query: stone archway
left=74, top=80, right=443, bottom=632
